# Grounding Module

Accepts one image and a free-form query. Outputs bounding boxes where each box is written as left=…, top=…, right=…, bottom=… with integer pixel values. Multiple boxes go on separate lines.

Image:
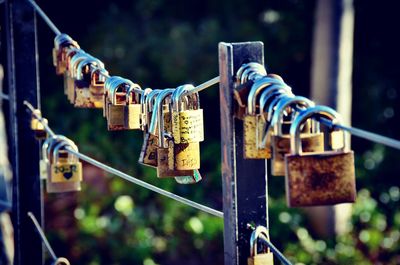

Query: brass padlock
left=285, top=105, right=356, bottom=207
left=123, top=82, right=143, bottom=130
left=105, top=77, right=134, bottom=131
left=68, top=51, right=90, bottom=104
left=248, top=226, right=274, bottom=265
left=270, top=96, right=324, bottom=176
left=74, top=57, right=105, bottom=108
left=30, top=109, right=48, bottom=140
left=89, top=68, right=109, bottom=109
left=51, top=142, right=82, bottom=183
left=52, top=34, right=80, bottom=75
left=256, top=89, right=294, bottom=155
left=171, top=85, right=204, bottom=144
left=63, top=48, right=83, bottom=98
left=46, top=137, right=82, bottom=193
left=243, top=77, right=291, bottom=159
left=153, top=89, right=199, bottom=181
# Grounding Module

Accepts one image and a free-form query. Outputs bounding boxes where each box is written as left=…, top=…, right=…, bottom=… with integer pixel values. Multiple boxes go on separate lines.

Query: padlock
left=67, top=51, right=90, bottom=104
left=30, top=109, right=48, bottom=140
left=63, top=48, right=83, bottom=98
left=74, top=57, right=105, bottom=108
left=52, top=34, right=80, bottom=75
left=248, top=226, right=274, bottom=265
left=256, top=88, right=294, bottom=155
left=123, top=82, right=143, bottom=129
left=243, top=77, right=291, bottom=159
left=285, top=105, right=356, bottom=207
left=171, top=85, right=204, bottom=144
left=45, top=137, right=82, bottom=193
left=138, top=89, right=162, bottom=167
left=52, top=257, right=70, bottom=265
left=138, top=88, right=153, bottom=131
left=270, top=96, right=324, bottom=176
left=50, top=141, right=82, bottom=183
left=89, top=68, right=109, bottom=109
left=105, top=77, right=134, bottom=130
left=153, top=89, right=198, bottom=179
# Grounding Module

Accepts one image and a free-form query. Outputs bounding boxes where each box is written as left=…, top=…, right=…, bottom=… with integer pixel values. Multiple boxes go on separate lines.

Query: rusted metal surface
left=285, top=151, right=356, bottom=207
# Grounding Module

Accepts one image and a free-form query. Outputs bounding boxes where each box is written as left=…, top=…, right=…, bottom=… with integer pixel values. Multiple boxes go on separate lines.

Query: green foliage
left=37, top=0, right=400, bottom=264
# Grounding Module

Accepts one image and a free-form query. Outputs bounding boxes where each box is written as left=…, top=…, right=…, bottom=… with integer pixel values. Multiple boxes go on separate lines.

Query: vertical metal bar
left=5, top=0, right=43, bottom=264
left=219, top=42, right=268, bottom=265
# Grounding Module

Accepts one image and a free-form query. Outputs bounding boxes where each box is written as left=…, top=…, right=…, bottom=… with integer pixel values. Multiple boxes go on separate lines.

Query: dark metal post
left=5, top=0, right=43, bottom=264
left=219, top=42, right=268, bottom=265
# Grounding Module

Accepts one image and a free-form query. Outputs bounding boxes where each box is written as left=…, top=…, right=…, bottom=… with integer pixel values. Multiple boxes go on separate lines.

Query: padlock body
left=124, top=104, right=142, bottom=129
left=172, top=109, right=204, bottom=144
left=271, top=132, right=324, bottom=176
left=244, top=115, right=271, bottom=159
left=175, top=169, right=202, bottom=184
left=285, top=151, right=356, bottom=207
left=46, top=163, right=81, bottom=193
left=157, top=147, right=193, bottom=178
left=174, top=142, right=200, bottom=170
left=138, top=133, right=158, bottom=168
left=247, top=253, right=274, bottom=265
left=51, top=162, right=82, bottom=183
left=107, top=104, right=125, bottom=131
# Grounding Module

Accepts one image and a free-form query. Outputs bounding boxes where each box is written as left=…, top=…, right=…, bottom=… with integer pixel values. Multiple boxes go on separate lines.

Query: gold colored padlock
left=123, top=83, right=142, bottom=130
left=89, top=68, right=109, bottom=108
left=173, top=142, right=201, bottom=170
left=270, top=96, right=324, bottom=176
left=50, top=142, right=82, bottom=183
left=105, top=77, right=132, bottom=131
left=30, top=109, right=48, bottom=140
left=243, top=77, right=291, bottom=159
left=45, top=137, right=82, bottom=193
left=285, top=106, right=356, bottom=207
left=248, top=226, right=274, bottom=265
left=171, top=85, right=204, bottom=144
left=63, top=48, right=82, bottom=99
left=68, top=51, right=90, bottom=104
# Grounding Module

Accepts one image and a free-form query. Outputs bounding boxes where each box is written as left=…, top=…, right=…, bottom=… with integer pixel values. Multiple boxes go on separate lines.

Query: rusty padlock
left=138, top=89, right=162, bottom=168
left=74, top=57, right=105, bottom=108
left=270, top=96, right=324, bottom=176
left=52, top=34, right=80, bottom=75
left=63, top=48, right=84, bottom=98
left=243, top=77, right=291, bottom=159
left=285, top=105, right=356, bottom=207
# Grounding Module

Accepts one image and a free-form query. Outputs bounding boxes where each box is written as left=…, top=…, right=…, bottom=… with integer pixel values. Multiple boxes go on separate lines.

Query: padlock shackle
left=290, top=106, right=344, bottom=155
left=172, top=84, right=193, bottom=112
left=271, top=96, right=314, bottom=136
left=247, top=77, right=289, bottom=115
left=54, top=33, right=79, bottom=50
left=52, top=140, right=79, bottom=165
left=45, top=136, right=76, bottom=162
left=265, top=93, right=294, bottom=124
left=64, top=48, right=84, bottom=72
left=125, top=82, right=142, bottom=104
left=106, top=76, right=133, bottom=104
left=52, top=257, right=71, bottom=265
left=69, top=53, right=91, bottom=79
left=259, top=88, right=290, bottom=115
left=148, top=89, right=173, bottom=136
left=42, top=135, right=62, bottom=162
left=76, top=57, right=104, bottom=81
left=236, top=62, right=266, bottom=85
left=90, top=67, right=109, bottom=85
left=249, top=226, right=271, bottom=257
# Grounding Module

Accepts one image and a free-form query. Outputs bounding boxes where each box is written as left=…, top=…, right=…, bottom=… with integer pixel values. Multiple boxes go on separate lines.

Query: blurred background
left=3, top=0, right=400, bottom=264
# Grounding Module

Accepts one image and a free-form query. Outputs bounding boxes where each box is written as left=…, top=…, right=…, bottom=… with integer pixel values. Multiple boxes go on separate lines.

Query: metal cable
left=27, top=0, right=61, bottom=35
left=27, top=212, right=58, bottom=261
left=25, top=102, right=223, bottom=218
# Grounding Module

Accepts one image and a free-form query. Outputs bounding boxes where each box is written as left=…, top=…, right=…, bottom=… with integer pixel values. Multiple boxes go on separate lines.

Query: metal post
left=219, top=42, right=268, bottom=265
left=4, top=0, right=43, bottom=264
